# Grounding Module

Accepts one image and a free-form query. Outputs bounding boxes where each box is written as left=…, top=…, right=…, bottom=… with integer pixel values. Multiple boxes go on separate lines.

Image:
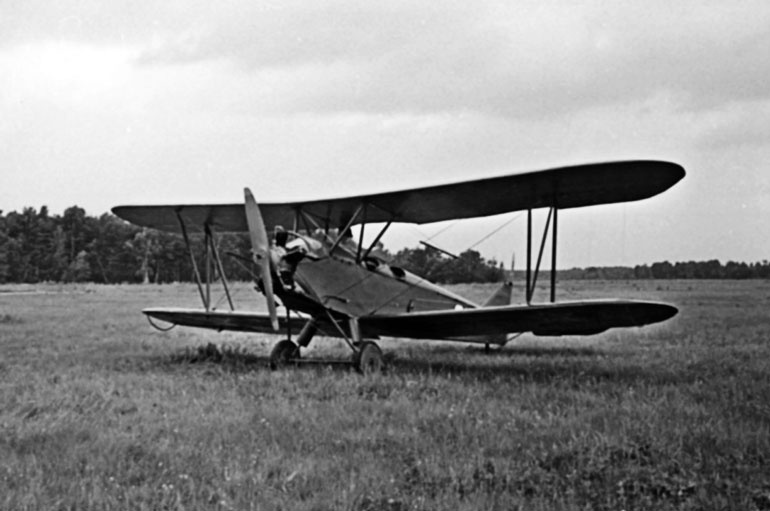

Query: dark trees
left=392, top=247, right=505, bottom=284
left=0, top=206, right=768, bottom=283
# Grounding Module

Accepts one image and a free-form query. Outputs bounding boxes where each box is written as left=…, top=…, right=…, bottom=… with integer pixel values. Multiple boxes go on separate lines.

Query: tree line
left=0, top=206, right=768, bottom=284
left=559, top=260, right=770, bottom=280
left=390, top=247, right=505, bottom=283
left=0, top=206, right=253, bottom=284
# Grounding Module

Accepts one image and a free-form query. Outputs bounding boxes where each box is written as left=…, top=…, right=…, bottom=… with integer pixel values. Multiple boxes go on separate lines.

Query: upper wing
left=358, top=300, right=678, bottom=339
left=112, top=160, right=684, bottom=233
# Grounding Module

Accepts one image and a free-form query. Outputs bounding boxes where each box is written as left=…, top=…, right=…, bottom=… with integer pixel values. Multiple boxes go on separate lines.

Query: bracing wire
left=467, top=213, right=522, bottom=250
left=407, top=212, right=521, bottom=258
left=404, top=218, right=459, bottom=247
left=425, top=221, right=459, bottom=241
left=368, top=213, right=523, bottom=314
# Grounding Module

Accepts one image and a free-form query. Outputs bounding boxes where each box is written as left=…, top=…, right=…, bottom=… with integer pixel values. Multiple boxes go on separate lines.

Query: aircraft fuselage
left=275, top=235, right=477, bottom=319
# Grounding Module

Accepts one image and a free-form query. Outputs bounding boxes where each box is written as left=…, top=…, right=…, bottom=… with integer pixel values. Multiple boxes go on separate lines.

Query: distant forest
left=1, top=206, right=769, bottom=284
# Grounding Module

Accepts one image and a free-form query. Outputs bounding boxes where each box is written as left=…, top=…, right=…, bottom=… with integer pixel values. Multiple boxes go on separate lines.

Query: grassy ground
left=1, top=280, right=769, bottom=510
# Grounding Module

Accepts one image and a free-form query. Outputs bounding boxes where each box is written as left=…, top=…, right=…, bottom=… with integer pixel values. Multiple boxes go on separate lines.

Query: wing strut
left=551, top=207, right=558, bottom=303
left=526, top=209, right=532, bottom=303
left=363, top=218, right=394, bottom=260
left=329, top=204, right=364, bottom=254
left=176, top=211, right=208, bottom=310
left=205, top=223, right=235, bottom=311
left=359, top=201, right=398, bottom=261
left=356, top=204, right=367, bottom=262
left=174, top=212, right=235, bottom=312
left=525, top=206, right=558, bottom=304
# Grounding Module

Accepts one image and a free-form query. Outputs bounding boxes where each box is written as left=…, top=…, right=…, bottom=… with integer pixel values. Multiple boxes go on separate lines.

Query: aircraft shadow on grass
left=150, top=341, right=688, bottom=387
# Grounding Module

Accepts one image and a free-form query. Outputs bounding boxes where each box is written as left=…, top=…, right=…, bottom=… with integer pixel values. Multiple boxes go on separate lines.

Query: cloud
left=2, top=0, right=770, bottom=265
left=123, top=0, right=770, bottom=120
left=695, top=100, right=770, bottom=150
left=5, top=0, right=770, bottom=120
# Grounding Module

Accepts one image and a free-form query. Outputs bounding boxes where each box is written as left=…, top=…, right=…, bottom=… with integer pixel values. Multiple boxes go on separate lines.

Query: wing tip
left=656, top=159, right=686, bottom=187
left=650, top=302, right=679, bottom=324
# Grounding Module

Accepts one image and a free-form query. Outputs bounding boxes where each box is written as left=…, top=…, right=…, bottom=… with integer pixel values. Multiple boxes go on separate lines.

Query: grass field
left=1, top=280, right=770, bottom=510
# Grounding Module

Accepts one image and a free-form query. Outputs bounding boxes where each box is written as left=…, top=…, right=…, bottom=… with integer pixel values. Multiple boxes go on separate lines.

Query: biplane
left=112, top=160, right=685, bottom=374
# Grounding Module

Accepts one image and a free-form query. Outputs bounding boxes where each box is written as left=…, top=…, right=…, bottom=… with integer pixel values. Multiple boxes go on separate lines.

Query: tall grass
left=1, top=280, right=769, bottom=509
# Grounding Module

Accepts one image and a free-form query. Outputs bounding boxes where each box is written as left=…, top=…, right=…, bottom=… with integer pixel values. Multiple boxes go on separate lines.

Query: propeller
left=244, top=187, right=279, bottom=331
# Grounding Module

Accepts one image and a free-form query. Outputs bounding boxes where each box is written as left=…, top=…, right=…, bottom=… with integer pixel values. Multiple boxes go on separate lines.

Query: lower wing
left=143, top=299, right=676, bottom=341
left=143, top=307, right=315, bottom=334
left=358, top=300, right=678, bottom=339
left=142, top=307, right=351, bottom=338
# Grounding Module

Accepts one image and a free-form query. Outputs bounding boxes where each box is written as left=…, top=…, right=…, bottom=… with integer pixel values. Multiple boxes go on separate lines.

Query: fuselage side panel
left=293, top=255, right=477, bottom=317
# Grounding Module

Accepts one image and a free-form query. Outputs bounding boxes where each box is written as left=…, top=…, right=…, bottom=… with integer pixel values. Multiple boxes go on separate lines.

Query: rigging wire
left=467, top=212, right=522, bottom=250
left=407, top=212, right=522, bottom=260
left=425, top=220, right=459, bottom=241
left=367, top=213, right=522, bottom=314
left=404, top=218, right=459, bottom=248
left=206, top=252, right=264, bottom=310
left=212, top=284, right=248, bottom=310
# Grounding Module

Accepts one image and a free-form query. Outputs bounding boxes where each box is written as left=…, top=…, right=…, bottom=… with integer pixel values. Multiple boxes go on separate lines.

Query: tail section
left=474, top=254, right=515, bottom=346
left=483, top=281, right=513, bottom=307
left=451, top=279, right=513, bottom=346
left=448, top=254, right=516, bottom=347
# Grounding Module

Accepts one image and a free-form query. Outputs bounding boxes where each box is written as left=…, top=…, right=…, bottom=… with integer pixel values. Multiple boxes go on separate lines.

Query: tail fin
left=484, top=251, right=514, bottom=307
left=475, top=254, right=515, bottom=346
left=483, top=281, right=513, bottom=307
left=448, top=254, right=516, bottom=347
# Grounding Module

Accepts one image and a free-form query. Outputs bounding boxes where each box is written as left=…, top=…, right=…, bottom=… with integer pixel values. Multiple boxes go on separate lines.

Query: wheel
left=353, top=341, right=384, bottom=375
left=269, top=339, right=299, bottom=369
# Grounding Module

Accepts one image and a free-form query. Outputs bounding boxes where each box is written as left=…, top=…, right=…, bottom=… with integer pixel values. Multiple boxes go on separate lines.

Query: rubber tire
left=269, top=339, right=299, bottom=370
left=354, top=341, right=384, bottom=375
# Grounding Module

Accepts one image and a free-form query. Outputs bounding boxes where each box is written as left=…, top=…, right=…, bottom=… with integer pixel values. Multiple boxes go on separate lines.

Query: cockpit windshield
left=286, top=234, right=325, bottom=258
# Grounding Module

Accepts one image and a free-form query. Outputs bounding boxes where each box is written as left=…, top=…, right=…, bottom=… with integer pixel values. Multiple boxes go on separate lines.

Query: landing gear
left=353, top=341, right=384, bottom=375
left=346, top=318, right=384, bottom=375
left=269, top=339, right=299, bottom=369
left=267, top=317, right=385, bottom=375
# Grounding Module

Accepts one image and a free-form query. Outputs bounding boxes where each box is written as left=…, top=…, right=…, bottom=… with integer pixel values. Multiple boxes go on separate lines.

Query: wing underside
left=359, top=300, right=678, bottom=339
left=143, top=300, right=677, bottom=342
left=113, top=160, right=685, bottom=233
left=142, top=308, right=353, bottom=337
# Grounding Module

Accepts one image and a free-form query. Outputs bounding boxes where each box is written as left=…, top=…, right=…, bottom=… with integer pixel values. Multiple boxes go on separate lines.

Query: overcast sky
left=2, top=0, right=768, bottom=268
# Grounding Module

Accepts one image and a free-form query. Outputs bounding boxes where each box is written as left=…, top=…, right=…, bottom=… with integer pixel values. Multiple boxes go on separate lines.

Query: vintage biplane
left=112, top=160, right=684, bottom=374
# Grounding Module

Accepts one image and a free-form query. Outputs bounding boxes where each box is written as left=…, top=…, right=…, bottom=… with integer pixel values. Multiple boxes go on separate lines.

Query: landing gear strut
left=269, top=318, right=316, bottom=370
left=269, top=316, right=385, bottom=375
left=347, top=318, right=384, bottom=375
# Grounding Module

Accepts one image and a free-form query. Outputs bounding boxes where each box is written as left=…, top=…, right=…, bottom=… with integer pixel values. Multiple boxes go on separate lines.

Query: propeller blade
left=244, top=187, right=279, bottom=331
